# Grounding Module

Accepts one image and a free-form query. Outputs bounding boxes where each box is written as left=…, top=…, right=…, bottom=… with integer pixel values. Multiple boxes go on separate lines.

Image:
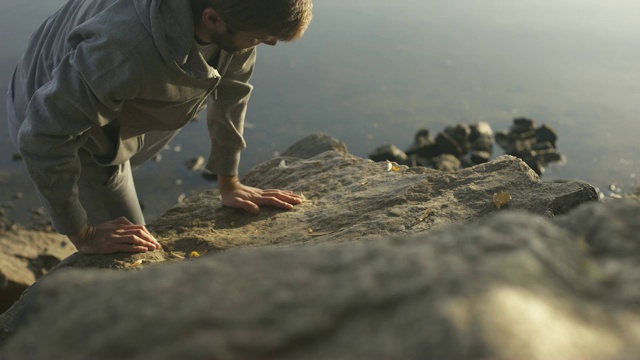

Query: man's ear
left=202, top=8, right=227, bottom=33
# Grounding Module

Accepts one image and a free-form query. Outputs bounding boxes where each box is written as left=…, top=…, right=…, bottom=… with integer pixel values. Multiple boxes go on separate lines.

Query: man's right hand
left=68, top=217, right=162, bottom=254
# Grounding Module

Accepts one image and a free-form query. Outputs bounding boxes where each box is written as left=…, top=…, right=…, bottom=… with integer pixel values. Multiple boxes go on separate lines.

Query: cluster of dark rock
left=369, top=117, right=563, bottom=175
left=495, top=117, right=562, bottom=175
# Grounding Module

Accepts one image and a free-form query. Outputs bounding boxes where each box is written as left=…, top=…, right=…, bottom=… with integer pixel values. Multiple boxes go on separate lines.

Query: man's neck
left=193, top=22, right=212, bottom=45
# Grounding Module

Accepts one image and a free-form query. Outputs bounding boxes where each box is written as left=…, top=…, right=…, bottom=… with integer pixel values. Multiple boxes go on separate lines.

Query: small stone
left=511, top=117, right=537, bottom=133
left=173, top=145, right=182, bottom=153
left=405, top=129, right=435, bottom=156
left=177, top=193, right=187, bottom=204
left=369, top=144, right=409, bottom=165
left=494, top=131, right=511, bottom=150
left=12, top=153, right=23, bottom=161
left=435, top=132, right=464, bottom=157
left=175, top=179, right=183, bottom=186
left=444, top=124, right=471, bottom=154
left=185, top=156, right=206, bottom=172
left=14, top=193, right=24, bottom=200
left=470, top=150, right=492, bottom=165
left=469, top=121, right=494, bottom=140
left=536, top=124, right=558, bottom=146
left=153, top=154, right=163, bottom=162
left=538, top=151, right=563, bottom=164
left=432, top=154, right=462, bottom=172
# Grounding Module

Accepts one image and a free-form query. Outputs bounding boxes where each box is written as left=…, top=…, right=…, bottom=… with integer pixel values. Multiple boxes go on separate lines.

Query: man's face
left=210, top=28, right=278, bottom=55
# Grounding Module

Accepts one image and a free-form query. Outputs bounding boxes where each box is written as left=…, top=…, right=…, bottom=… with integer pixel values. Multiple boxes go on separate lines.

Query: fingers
left=234, top=198, right=261, bottom=215
left=76, top=220, right=162, bottom=255
left=220, top=186, right=302, bottom=214
left=107, top=218, right=162, bottom=249
left=257, top=189, right=303, bottom=208
left=111, top=217, right=134, bottom=225
left=116, top=228, right=161, bottom=250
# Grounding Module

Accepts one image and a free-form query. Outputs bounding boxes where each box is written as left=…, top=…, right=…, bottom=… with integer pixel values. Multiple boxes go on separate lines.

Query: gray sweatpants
left=6, top=70, right=178, bottom=227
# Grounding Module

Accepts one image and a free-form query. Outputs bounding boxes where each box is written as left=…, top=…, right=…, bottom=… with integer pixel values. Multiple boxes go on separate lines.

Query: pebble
left=185, top=156, right=206, bottom=172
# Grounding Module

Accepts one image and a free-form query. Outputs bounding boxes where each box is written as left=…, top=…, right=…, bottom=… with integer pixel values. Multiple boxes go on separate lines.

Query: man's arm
left=204, top=49, right=302, bottom=212
left=18, top=36, right=160, bottom=253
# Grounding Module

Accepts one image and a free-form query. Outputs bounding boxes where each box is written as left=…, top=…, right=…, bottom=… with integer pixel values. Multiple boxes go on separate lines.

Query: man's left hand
left=217, top=175, right=303, bottom=214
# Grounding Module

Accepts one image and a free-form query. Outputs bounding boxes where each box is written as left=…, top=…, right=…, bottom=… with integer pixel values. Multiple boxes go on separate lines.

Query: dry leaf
left=493, top=192, right=512, bottom=209
left=392, top=165, right=401, bottom=172
left=170, top=251, right=185, bottom=260
left=126, top=259, right=144, bottom=269
left=418, top=208, right=431, bottom=222
left=189, top=251, right=201, bottom=258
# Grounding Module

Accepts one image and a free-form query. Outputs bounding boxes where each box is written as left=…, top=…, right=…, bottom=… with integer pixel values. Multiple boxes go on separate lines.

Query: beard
left=209, top=31, right=250, bottom=55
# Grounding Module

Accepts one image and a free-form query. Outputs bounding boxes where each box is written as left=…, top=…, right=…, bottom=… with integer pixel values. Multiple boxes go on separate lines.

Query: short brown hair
left=191, top=0, right=313, bottom=41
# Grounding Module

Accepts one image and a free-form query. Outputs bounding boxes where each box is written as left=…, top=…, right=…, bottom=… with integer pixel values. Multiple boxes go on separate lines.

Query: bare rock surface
left=6, top=134, right=637, bottom=360
left=0, top=228, right=74, bottom=314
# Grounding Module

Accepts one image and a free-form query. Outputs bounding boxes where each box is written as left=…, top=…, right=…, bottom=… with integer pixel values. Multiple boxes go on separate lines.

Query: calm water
left=1, top=0, right=639, bottom=225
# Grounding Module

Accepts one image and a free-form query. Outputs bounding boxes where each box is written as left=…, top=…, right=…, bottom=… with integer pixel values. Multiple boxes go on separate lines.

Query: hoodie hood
left=133, top=0, right=216, bottom=79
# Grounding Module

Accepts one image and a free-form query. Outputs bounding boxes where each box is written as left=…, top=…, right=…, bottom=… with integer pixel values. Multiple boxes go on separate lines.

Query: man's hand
left=68, top=217, right=162, bottom=254
left=218, top=175, right=302, bottom=214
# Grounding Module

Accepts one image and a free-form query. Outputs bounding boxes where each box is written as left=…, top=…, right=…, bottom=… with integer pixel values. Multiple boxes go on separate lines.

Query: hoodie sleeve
left=205, top=48, right=256, bottom=176
left=17, top=36, right=141, bottom=235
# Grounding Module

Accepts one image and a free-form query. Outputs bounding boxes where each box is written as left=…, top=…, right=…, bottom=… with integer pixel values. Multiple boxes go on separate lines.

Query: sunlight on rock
left=482, top=286, right=624, bottom=360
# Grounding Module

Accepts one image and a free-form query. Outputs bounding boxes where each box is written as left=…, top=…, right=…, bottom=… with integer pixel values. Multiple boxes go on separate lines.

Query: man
left=5, top=0, right=312, bottom=254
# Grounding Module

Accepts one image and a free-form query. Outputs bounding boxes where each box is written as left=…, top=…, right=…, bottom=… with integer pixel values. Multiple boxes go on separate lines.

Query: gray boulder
left=0, top=228, right=74, bottom=314
left=3, top=201, right=640, bottom=360
left=2, top=133, right=624, bottom=360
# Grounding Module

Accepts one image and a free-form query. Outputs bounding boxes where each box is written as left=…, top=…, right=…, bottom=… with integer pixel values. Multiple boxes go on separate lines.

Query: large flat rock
left=56, top=150, right=596, bottom=270
left=2, top=134, right=619, bottom=359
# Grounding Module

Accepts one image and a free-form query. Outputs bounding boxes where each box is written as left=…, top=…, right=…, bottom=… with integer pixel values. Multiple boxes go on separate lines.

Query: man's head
left=191, top=0, right=313, bottom=54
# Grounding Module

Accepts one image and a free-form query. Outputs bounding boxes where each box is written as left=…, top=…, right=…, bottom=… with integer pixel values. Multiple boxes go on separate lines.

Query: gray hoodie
left=11, top=0, right=255, bottom=234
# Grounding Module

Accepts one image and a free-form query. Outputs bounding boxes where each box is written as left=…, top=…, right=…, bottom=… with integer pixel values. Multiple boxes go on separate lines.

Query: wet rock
left=511, top=116, right=537, bottom=133
left=370, top=121, right=497, bottom=172
left=469, top=121, right=495, bottom=154
left=435, top=132, right=464, bottom=157
left=368, top=144, right=409, bottom=165
left=494, top=131, right=510, bottom=149
left=495, top=118, right=564, bottom=175
left=405, top=129, right=438, bottom=158
left=444, top=124, right=471, bottom=154
left=536, top=124, right=558, bottom=147
left=432, top=154, right=461, bottom=172
left=469, top=150, right=492, bottom=164
left=281, top=133, right=349, bottom=159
